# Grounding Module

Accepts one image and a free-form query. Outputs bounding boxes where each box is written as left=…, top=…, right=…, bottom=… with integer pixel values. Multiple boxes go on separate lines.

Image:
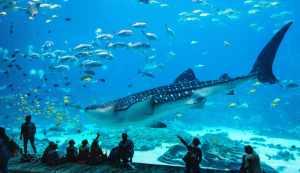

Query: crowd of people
left=0, top=116, right=264, bottom=173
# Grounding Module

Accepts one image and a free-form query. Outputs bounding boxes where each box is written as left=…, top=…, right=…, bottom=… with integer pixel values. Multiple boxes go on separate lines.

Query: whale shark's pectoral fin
left=142, top=121, right=167, bottom=128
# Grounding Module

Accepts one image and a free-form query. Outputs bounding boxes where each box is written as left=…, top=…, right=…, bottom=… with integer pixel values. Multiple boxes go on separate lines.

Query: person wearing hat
left=20, top=115, right=37, bottom=158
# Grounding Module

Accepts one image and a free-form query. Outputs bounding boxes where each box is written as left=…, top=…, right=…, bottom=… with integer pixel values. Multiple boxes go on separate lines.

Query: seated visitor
left=178, top=135, right=202, bottom=173
left=42, top=141, right=54, bottom=163
left=47, top=143, right=67, bottom=166
left=66, top=139, right=79, bottom=163
left=244, top=145, right=262, bottom=173
left=79, top=139, right=89, bottom=164
left=90, top=133, right=107, bottom=165
left=118, top=133, right=134, bottom=169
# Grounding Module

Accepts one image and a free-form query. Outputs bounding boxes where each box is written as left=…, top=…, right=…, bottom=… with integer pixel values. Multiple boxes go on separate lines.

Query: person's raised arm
left=177, top=135, right=188, bottom=147
left=95, top=132, right=100, bottom=140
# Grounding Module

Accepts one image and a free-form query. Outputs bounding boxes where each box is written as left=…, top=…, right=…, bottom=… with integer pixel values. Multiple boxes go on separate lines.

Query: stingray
left=26, top=1, right=41, bottom=16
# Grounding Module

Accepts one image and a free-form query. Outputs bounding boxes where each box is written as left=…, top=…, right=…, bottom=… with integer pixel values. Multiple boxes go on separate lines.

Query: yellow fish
left=248, top=89, right=257, bottom=95
left=29, top=17, right=34, bottom=20
left=224, top=41, right=231, bottom=46
left=51, top=103, right=55, bottom=105
left=34, top=89, right=38, bottom=93
left=0, top=12, right=7, bottom=16
left=63, top=96, right=70, bottom=100
left=46, top=19, right=51, bottom=23
left=271, top=102, right=278, bottom=108
left=227, top=103, right=236, bottom=108
left=84, top=78, right=92, bottom=82
left=162, top=139, right=166, bottom=142
left=25, top=95, right=28, bottom=98
left=52, top=15, right=58, bottom=18
left=252, top=82, right=262, bottom=86
left=211, top=140, right=217, bottom=144
left=175, top=114, right=182, bottom=118
left=19, top=109, right=22, bottom=112
left=273, top=98, right=280, bottom=103
left=64, top=100, right=70, bottom=104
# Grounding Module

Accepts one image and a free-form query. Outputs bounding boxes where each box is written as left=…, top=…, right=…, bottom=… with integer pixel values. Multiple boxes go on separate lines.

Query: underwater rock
left=157, top=145, right=187, bottom=165
left=249, top=137, right=266, bottom=142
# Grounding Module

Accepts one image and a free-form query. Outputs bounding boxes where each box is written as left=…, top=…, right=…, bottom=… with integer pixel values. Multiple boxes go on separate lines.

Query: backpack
left=182, top=147, right=197, bottom=165
left=108, top=147, right=119, bottom=162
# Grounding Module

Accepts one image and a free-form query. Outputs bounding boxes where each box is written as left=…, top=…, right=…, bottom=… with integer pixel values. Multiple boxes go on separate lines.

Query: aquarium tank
left=0, top=0, right=299, bottom=172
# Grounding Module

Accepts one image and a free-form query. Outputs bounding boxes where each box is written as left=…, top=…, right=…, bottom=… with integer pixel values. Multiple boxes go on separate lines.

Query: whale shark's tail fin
left=250, top=22, right=293, bottom=85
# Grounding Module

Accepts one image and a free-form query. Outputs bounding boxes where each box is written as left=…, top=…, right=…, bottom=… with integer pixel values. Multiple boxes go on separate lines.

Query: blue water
left=0, top=0, right=300, bottom=170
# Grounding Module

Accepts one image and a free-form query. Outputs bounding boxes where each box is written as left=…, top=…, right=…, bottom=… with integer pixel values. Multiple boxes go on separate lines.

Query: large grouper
left=85, top=22, right=293, bottom=128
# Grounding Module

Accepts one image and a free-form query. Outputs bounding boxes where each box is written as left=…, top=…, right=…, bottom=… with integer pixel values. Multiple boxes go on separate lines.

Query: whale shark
left=85, top=22, right=293, bottom=128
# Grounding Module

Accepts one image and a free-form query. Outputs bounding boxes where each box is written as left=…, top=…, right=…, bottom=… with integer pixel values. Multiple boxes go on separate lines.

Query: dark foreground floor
left=3, top=156, right=230, bottom=173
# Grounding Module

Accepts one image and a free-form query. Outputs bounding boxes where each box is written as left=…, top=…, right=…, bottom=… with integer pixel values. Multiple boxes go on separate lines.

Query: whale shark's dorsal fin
left=173, top=68, right=199, bottom=84
left=250, top=22, right=293, bottom=84
left=219, top=73, right=231, bottom=80
left=237, top=101, right=241, bottom=105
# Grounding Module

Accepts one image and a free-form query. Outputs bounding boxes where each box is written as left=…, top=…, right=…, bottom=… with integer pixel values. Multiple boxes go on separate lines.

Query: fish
left=71, top=44, right=93, bottom=53
left=126, top=42, right=151, bottom=51
left=165, top=23, right=175, bottom=38
left=113, top=30, right=133, bottom=38
left=137, top=69, right=155, bottom=78
left=49, top=126, right=66, bottom=132
left=105, top=42, right=126, bottom=50
left=78, top=60, right=103, bottom=69
left=129, top=22, right=148, bottom=28
left=65, top=82, right=71, bottom=86
left=138, top=0, right=149, bottom=4
left=224, top=41, right=231, bottom=46
left=84, top=22, right=293, bottom=128
left=141, top=30, right=158, bottom=41
left=96, top=52, right=115, bottom=60
left=248, top=89, right=257, bottom=95
left=252, top=82, right=262, bottom=86
left=175, top=114, right=182, bottom=118
left=65, top=18, right=71, bottom=21
left=227, top=103, right=236, bottom=108
left=48, top=65, right=70, bottom=74
left=280, top=83, right=298, bottom=90
left=95, top=34, right=114, bottom=41
left=127, top=84, right=133, bottom=88
left=56, top=56, right=78, bottom=64
left=26, top=1, right=40, bottom=17
left=49, top=4, right=61, bottom=9
left=99, top=79, right=105, bottom=82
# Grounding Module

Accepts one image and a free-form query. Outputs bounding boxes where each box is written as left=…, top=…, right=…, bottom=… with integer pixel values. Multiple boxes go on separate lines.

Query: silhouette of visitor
left=244, top=145, right=262, bottom=173
left=66, top=139, right=79, bottom=163
left=178, top=135, right=202, bottom=173
left=90, top=133, right=107, bottom=165
left=118, top=133, right=134, bottom=169
left=20, top=115, right=37, bottom=157
left=79, top=139, right=89, bottom=164
left=42, top=141, right=54, bottom=163
left=0, top=127, right=12, bottom=173
left=47, top=143, right=67, bottom=166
